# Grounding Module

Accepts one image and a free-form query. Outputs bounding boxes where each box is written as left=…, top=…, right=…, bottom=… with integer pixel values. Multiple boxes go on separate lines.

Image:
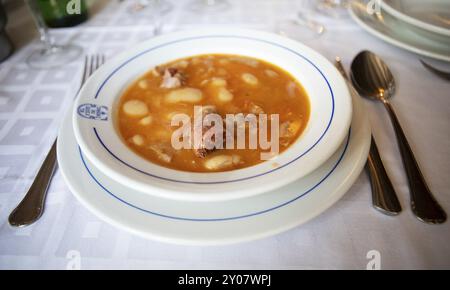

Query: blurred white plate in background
left=381, top=0, right=450, bottom=37
left=350, top=0, right=450, bottom=62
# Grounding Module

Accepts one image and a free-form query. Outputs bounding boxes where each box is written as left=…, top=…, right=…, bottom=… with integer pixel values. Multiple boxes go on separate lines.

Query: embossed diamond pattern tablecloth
left=0, top=0, right=449, bottom=270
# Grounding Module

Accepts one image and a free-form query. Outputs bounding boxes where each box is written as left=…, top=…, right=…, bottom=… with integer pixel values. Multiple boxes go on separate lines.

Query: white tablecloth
left=0, top=0, right=449, bottom=270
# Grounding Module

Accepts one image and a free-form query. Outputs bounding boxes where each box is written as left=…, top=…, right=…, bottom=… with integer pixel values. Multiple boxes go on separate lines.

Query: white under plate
left=350, top=0, right=450, bottom=62
left=57, top=93, right=370, bottom=246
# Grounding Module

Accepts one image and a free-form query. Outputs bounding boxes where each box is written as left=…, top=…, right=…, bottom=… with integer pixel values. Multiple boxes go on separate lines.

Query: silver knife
left=335, top=57, right=401, bottom=215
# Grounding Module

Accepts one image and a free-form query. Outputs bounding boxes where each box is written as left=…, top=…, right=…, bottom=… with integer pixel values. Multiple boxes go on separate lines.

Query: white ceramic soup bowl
left=73, top=28, right=352, bottom=202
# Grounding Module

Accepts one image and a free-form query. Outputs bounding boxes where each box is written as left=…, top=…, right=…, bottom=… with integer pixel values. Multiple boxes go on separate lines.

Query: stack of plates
left=58, top=29, right=371, bottom=245
left=349, top=0, right=450, bottom=62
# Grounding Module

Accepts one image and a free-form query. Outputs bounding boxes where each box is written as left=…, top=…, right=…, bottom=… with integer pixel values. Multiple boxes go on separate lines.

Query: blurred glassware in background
left=129, top=0, right=173, bottom=15
left=276, top=0, right=326, bottom=40
left=316, top=0, right=349, bottom=18
left=37, top=0, right=89, bottom=28
left=128, top=0, right=173, bottom=36
left=189, top=0, right=231, bottom=12
left=0, top=1, right=14, bottom=62
left=25, top=0, right=82, bottom=69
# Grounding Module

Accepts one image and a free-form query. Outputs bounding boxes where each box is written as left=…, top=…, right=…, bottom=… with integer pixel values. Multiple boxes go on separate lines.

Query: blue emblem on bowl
left=77, top=104, right=108, bottom=121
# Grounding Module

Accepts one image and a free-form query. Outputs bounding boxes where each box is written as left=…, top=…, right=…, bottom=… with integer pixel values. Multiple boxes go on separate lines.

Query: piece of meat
left=160, top=67, right=186, bottom=89
left=279, top=120, right=302, bottom=147
left=148, top=144, right=173, bottom=163
left=193, top=106, right=225, bottom=158
left=194, top=147, right=210, bottom=158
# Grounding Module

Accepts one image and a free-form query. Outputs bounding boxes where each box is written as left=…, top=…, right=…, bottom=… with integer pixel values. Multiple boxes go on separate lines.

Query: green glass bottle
left=1, top=2, right=14, bottom=62
left=37, top=0, right=88, bottom=28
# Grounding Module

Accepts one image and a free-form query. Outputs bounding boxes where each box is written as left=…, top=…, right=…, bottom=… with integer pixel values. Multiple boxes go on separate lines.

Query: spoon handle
left=383, top=100, right=446, bottom=224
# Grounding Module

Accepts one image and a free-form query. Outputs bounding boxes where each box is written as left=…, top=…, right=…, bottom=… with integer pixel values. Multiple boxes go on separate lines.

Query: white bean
left=204, top=155, right=233, bottom=170
left=131, top=135, right=145, bottom=146
left=265, top=69, right=278, bottom=78
left=287, top=81, right=297, bottom=98
left=210, top=77, right=227, bottom=87
left=230, top=57, right=259, bottom=67
left=165, top=88, right=203, bottom=103
left=150, top=69, right=160, bottom=77
left=123, top=100, right=148, bottom=117
left=232, top=155, right=242, bottom=165
left=242, top=73, right=259, bottom=86
left=139, top=115, right=153, bottom=126
left=217, top=87, right=233, bottom=102
left=138, top=79, right=149, bottom=89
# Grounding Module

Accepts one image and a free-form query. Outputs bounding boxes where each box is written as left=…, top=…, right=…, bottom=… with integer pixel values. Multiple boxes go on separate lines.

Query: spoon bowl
left=350, top=50, right=396, bottom=102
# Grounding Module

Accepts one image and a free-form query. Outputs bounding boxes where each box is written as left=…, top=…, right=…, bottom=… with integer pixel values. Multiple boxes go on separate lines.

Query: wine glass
left=276, top=0, right=326, bottom=41
left=189, top=0, right=231, bottom=13
left=128, top=0, right=173, bottom=36
left=315, top=0, right=349, bottom=18
left=25, top=0, right=82, bottom=69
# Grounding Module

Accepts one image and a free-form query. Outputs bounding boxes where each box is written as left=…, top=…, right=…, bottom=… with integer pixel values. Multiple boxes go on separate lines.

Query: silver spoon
left=350, top=50, right=446, bottom=224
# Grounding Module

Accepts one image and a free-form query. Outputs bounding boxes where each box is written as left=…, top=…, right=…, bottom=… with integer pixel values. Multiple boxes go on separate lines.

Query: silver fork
left=8, top=54, right=106, bottom=227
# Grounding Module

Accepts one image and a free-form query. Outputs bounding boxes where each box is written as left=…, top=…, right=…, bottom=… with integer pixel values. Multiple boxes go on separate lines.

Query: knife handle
left=366, top=137, right=401, bottom=215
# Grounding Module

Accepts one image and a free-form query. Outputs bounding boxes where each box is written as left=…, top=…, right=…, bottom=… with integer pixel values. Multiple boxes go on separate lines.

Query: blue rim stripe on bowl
left=92, top=35, right=336, bottom=184
left=79, top=128, right=351, bottom=221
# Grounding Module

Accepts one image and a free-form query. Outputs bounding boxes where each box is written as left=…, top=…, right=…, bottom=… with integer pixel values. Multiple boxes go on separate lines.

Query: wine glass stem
left=153, top=0, right=164, bottom=35
left=25, top=0, right=53, bottom=51
left=154, top=19, right=162, bottom=35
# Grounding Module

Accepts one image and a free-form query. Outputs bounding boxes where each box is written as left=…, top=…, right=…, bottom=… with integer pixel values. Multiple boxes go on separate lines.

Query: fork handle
left=383, top=100, right=446, bottom=224
left=8, top=140, right=57, bottom=227
left=366, top=136, right=401, bottom=215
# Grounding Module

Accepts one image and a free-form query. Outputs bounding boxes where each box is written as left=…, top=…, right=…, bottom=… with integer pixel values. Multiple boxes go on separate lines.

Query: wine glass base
left=189, top=0, right=231, bottom=12
left=27, top=45, right=83, bottom=69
